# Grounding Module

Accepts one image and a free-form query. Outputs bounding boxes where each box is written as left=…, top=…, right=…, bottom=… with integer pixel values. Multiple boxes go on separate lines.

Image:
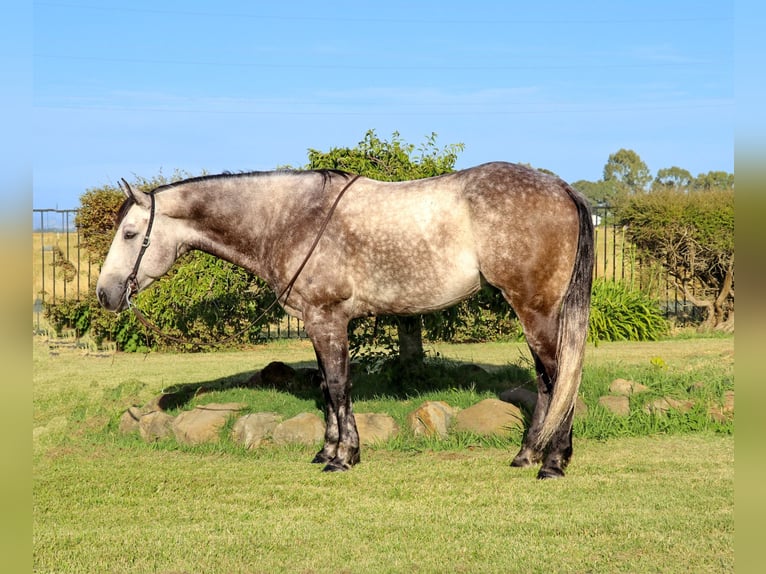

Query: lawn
left=33, top=336, right=734, bottom=573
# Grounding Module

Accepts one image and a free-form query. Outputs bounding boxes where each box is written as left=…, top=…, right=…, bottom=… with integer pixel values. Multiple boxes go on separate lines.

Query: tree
left=652, top=166, right=693, bottom=193
left=75, top=186, right=125, bottom=264
left=603, top=148, right=652, bottom=200
left=572, top=179, right=617, bottom=206
left=692, top=170, right=734, bottom=192
left=619, top=189, right=734, bottom=331
left=306, top=130, right=464, bottom=366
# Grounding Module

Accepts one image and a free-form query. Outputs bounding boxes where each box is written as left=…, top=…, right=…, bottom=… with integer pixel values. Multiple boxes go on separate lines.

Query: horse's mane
left=149, top=168, right=353, bottom=194
left=113, top=169, right=354, bottom=227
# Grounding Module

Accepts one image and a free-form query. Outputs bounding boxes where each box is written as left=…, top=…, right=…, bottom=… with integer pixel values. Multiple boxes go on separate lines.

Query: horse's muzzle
left=96, top=279, right=129, bottom=312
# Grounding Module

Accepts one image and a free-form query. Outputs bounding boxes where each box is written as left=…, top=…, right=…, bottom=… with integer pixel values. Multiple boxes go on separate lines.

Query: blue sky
left=33, top=0, right=733, bottom=209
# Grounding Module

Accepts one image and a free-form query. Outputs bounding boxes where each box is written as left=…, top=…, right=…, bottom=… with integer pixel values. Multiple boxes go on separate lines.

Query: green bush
left=588, top=278, right=668, bottom=342
left=44, top=252, right=283, bottom=352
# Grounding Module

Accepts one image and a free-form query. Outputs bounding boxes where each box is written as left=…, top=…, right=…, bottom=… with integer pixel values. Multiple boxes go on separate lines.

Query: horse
left=96, top=161, right=594, bottom=479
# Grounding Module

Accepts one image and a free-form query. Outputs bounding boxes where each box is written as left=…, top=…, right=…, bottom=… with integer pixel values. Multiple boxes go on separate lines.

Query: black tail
left=535, top=184, right=594, bottom=450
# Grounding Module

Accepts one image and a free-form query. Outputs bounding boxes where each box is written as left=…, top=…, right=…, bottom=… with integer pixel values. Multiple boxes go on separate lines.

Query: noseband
left=125, top=190, right=156, bottom=306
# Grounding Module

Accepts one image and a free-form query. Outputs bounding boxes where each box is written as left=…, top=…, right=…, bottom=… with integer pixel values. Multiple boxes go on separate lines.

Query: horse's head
left=96, top=180, right=187, bottom=312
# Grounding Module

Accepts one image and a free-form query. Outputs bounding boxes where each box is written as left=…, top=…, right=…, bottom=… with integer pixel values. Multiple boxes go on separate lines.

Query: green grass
left=33, top=336, right=734, bottom=573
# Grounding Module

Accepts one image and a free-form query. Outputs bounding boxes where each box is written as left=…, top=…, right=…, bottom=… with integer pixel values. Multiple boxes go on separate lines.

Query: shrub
left=44, top=252, right=283, bottom=352
left=588, top=278, right=668, bottom=342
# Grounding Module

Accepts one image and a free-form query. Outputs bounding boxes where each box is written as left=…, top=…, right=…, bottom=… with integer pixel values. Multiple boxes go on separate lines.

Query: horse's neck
left=174, top=174, right=313, bottom=281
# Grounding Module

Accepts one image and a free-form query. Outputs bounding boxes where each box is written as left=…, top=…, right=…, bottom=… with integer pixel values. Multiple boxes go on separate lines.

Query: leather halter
left=125, top=190, right=156, bottom=305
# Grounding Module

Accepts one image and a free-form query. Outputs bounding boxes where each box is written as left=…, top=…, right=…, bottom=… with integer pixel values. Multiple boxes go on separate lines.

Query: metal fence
left=590, top=203, right=700, bottom=324
left=34, top=204, right=700, bottom=337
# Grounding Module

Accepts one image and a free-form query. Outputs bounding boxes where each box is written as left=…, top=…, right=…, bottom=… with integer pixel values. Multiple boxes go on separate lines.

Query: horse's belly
left=352, top=249, right=481, bottom=315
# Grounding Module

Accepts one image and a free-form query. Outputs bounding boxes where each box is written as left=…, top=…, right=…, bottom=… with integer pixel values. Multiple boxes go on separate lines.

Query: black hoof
left=537, top=467, right=565, bottom=480
left=311, top=452, right=332, bottom=464
left=511, top=447, right=541, bottom=468
left=322, top=460, right=350, bottom=472
left=511, top=455, right=534, bottom=468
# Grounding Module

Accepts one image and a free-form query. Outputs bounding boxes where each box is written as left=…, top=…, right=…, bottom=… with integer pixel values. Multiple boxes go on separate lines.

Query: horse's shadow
left=153, top=356, right=536, bottom=415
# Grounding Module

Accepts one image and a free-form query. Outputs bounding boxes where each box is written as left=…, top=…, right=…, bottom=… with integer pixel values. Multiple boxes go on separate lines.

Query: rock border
left=117, top=363, right=734, bottom=447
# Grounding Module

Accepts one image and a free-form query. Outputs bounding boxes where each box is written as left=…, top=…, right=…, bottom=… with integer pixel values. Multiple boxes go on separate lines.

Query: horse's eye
left=124, top=230, right=138, bottom=240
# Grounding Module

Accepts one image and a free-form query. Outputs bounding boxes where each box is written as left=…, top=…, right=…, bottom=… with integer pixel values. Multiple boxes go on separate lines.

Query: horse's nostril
left=97, top=288, right=107, bottom=307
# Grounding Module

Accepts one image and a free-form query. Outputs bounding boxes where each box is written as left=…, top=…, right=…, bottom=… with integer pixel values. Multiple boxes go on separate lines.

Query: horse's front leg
left=304, top=309, right=360, bottom=472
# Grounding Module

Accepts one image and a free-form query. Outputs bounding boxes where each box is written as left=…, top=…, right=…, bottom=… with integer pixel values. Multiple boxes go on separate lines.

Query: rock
left=356, top=413, right=399, bottom=445
left=574, top=396, right=589, bottom=418
left=118, top=406, right=143, bottom=434
left=407, top=401, right=455, bottom=439
left=599, top=395, right=630, bottom=416
left=499, top=389, right=588, bottom=419
left=708, top=390, right=735, bottom=423
left=454, top=398, right=524, bottom=436
left=140, top=394, right=167, bottom=412
left=261, top=361, right=296, bottom=386
left=231, top=412, right=282, bottom=449
left=247, top=361, right=296, bottom=389
left=499, top=388, right=537, bottom=413
left=172, top=402, right=246, bottom=445
left=644, top=397, right=695, bottom=415
left=272, top=412, right=325, bottom=446
left=609, top=378, right=649, bottom=395
left=138, top=411, right=175, bottom=441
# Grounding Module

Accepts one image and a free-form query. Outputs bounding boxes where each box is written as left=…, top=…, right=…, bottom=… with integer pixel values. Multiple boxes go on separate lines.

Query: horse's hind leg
left=538, top=410, right=574, bottom=480
left=510, top=351, right=552, bottom=468
left=507, top=308, right=574, bottom=478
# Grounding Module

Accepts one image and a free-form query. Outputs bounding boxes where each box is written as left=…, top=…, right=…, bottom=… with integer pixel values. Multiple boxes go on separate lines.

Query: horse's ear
left=119, top=178, right=152, bottom=208
left=118, top=178, right=136, bottom=201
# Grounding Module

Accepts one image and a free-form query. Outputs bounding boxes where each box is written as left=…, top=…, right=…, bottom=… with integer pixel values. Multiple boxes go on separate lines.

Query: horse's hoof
left=511, top=447, right=541, bottom=468
left=511, top=455, right=534, bottom=468
left=537, top=467, right=565, bottom=480
left=311, top=453, right=331, bottom=464
left=322, top=461, right=349, bottom=472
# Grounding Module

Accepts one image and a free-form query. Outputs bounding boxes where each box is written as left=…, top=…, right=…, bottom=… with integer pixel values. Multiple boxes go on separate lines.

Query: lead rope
left=125, top=174, right=361, bottom=348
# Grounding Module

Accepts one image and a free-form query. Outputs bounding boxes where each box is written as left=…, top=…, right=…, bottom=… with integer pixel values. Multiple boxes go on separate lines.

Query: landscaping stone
left=499, top=387, right=537, bottom=413
left=454, top=398, right=523, bottom=436
left=118, top=406, right=143, bottom=434
left=574, top=396, right=588, bottom=418
left=644, top=397, right=694, bottom=415
left=138, top=410, right=175, bottom=441
left=407, top=400, right=455, bottom=438
left=246, top=361, right=320, bottom=394
left=172, top=402, right=246, bottom=445
left=247, top=361, right=296, bottom=388
left=231, top=412, right=282, bottom=449
left=599, top=395, right=630, bottom=416
left=708, top=390, right=735, bottom=423
left=609, top=378, right=649, bottom=395
left=356, top=412, right=399, bottom=445
left=499, top=388, right=588, bottom=419
left=272, top=412, right=325, bottom=446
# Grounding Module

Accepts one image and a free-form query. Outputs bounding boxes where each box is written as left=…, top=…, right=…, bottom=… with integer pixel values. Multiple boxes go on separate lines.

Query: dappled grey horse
left=97, top=162, right=594, bottom=478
